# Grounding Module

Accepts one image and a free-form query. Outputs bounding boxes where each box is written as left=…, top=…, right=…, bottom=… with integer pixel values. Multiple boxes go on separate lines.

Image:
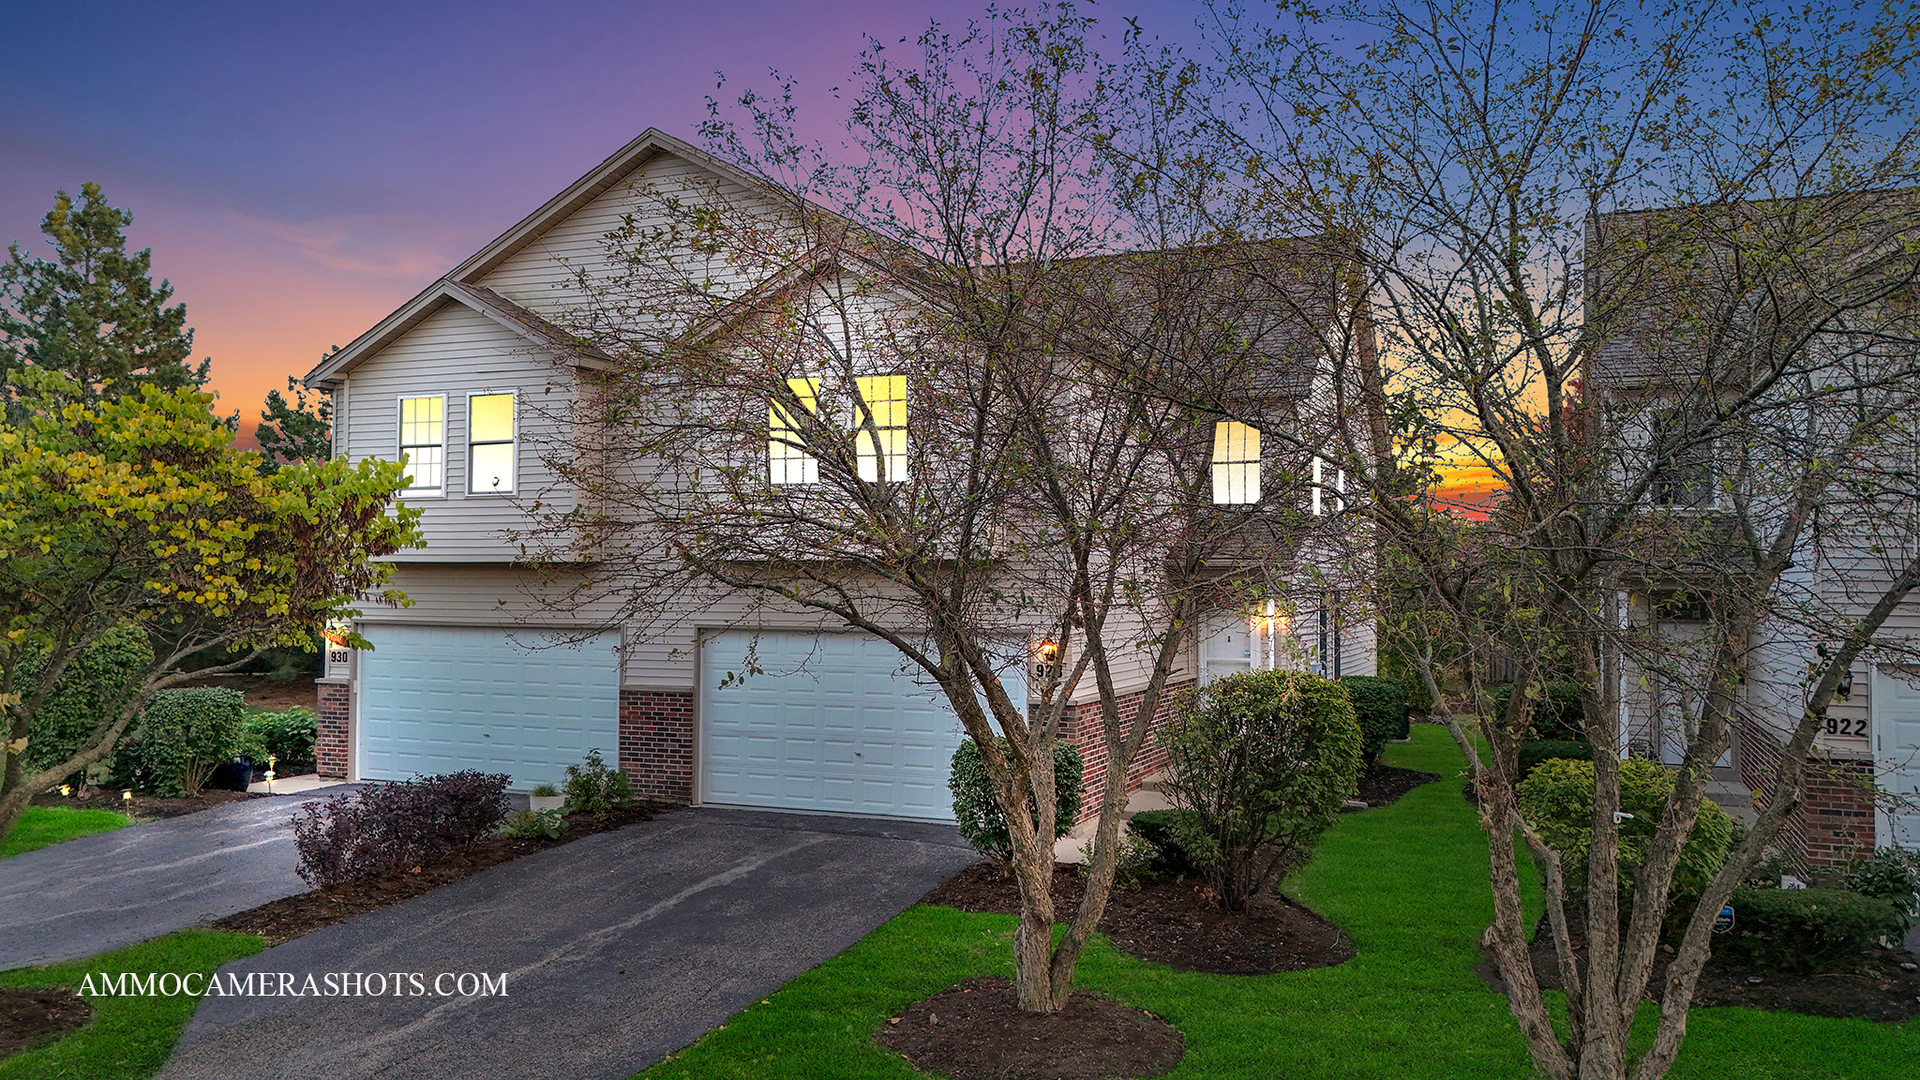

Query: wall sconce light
left=1835, top=669, right=1854, bottom=700
left=1038, top=640, right=1059, bottom=662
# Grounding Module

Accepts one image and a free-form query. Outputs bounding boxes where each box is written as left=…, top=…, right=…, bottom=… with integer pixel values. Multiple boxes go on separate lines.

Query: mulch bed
left=28, top=787, right=265, bottom=820
left=1355, top=762, right=1440, bottom=808
left=209, top=801, right=664, bottom=945
left=923, top=861, right=1354, bottom=976
left=875, top=976, right=1184, bottom=1080
left=1475, top=901, right=1920, bottom=1023
left=174, top=674, right=318, bottom=713
left=0, top=989, right=93, bottom=1058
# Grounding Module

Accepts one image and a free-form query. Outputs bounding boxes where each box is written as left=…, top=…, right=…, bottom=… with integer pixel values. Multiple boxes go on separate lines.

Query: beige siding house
left=305, top=129, right=1376, bottom=822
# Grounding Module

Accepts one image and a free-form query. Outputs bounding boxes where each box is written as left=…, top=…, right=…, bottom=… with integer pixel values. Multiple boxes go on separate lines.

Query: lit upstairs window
left=1211, top=421, right=1261, bottom=504
left=398, top=395, right=444, bottom=494
left=769, top=377, right=821, bottom=485
left=468, top=393, right=516, bottom=494
left=854, top=374, right=909, bottom=482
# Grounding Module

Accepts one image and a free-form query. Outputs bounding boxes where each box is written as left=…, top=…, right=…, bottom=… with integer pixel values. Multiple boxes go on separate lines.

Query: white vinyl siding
left=1211, top=421, right=1260, bottom=504
left=337, top=304, right=574, bottom=560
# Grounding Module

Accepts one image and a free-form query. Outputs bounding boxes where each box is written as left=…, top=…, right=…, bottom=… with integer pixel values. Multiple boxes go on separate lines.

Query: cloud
left=221, top=208, right=467, bottom=279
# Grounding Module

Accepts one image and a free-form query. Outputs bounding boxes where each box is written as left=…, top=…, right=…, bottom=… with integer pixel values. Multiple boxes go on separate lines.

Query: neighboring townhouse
left=305, top=128, right=1376, bottom=822
left=1586, top=194, right=1920, bottom=866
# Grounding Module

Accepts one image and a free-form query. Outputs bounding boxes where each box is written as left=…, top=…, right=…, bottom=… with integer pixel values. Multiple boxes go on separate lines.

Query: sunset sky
left=2, top=0, right=1491, bottom=501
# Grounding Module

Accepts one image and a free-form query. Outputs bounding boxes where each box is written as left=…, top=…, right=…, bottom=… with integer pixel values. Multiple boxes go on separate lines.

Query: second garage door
left=700, top=630, right=1025, bottom=821
left=358, top=625, right=620, bottom=789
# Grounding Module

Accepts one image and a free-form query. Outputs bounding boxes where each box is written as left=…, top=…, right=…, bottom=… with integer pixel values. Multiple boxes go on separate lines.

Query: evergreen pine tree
left=0, top=183, right=209, bottom=414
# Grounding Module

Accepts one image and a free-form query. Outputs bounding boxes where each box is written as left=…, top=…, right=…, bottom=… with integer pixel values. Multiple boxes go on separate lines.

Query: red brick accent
left=1061, top=680, right=1191, bottom=822
left=1735, top=711, right=1875, bottom=871
left=619, top=688, right=695, bottom=803
left=316, top=680, right=350, bottom=779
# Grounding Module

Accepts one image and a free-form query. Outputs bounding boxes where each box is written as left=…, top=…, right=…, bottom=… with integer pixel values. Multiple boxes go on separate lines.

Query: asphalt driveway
left=158, top=807, right=978, bottom=1080
left=0, top=790, right=350, bottom=970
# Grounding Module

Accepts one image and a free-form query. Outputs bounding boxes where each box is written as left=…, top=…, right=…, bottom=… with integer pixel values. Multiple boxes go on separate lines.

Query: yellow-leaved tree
left=0, top=377, right=421, bottom=844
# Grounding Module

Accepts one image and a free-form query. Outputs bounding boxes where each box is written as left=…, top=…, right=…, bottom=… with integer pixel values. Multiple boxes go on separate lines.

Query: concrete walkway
left=158, top=807, right=977, bottom=1080
left=0, top=788, right=354, bottom=971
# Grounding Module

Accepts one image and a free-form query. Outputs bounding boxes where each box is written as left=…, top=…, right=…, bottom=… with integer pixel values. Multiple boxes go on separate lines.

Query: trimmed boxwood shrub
left=17, top=622, right=153, bottom=774
left=292, top=770, right=511, bottom=887
left=119, top=688, right=245, bottom=797
left=1517, top=739, right=1594, bottom=782
left=1490, top=682, right=1588, bottom=742
left=1718, top=886, right=1913, bottom=971
left=1340, top=674, right=1409, bottom=762
left=1518, top=756, right=1734, bottom=895
left=1162, top=670, right=1363, bottom=912
left=949, top=737, right=1083, bottom=865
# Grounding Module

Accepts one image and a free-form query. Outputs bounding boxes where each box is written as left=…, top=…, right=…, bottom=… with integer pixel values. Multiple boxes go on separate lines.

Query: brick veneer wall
left=1734, top=710, right=1875, bottom=871
left=619, top=688, right=695, bottom=802
left=1061, top=679, right=1191, bottom=822
left=316, top=679, right=350, bottom=779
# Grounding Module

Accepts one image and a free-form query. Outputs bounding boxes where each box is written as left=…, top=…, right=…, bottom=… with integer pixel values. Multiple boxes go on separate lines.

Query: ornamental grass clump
left=1159, top=670, right=1363, bottom=912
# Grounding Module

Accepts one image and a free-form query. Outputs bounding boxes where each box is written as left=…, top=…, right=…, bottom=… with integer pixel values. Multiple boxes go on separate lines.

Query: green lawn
left=638, top=726, right=1920, bottom=1079
left=0, top=931, right=264, bottom=1079
left=3, top=806, right=130, bottom=858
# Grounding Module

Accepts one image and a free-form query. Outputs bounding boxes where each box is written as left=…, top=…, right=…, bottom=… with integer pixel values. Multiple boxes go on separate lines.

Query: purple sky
left=2, top=0, right=1196, bottom=440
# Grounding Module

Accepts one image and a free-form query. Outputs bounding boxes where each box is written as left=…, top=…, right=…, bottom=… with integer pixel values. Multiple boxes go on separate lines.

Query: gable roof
left=305, top=129, right=785, bottom=388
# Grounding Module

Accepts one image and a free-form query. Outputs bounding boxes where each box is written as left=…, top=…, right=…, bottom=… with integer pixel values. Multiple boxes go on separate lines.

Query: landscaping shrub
left=1518, top=756, right=1734, bottom=895
left=563, top=748, right=634, bottom=816
left=1717, top=886, right=1913, bottom=971
left=1126, top=808, right=1206, bottom=878
left=1517, top=739, right=1594, bottom=781
left=1161, top=670, right=1363, bottom=912
left=235, top=707, right=318, bottom=765
left=949, top=736, right=1084, bottom=865
left=120, top=688, right=245, bottom=797
left=496, top=807, right=566, bottom=839
left=1490, top=681, right=1588, bottom=742
left=1340, top=674, right=1409, bottom=762
left=1838, top=848, right=1920, bottom=913
left=17, top=622, right=152, bottom=775
left=292, top=770, right=510, bottom=887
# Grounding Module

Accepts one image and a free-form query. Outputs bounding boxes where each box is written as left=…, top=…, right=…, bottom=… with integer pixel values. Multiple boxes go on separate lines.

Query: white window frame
left=1211, top=421, right=1261, bottom=505
left=396, top=394, right=446, bottom=497
left=853, top=374, right=909, bottom=483
left=1310, top=457, right=1345, bottom=516
left=467, top=391, right=518, bottom=495
left=769, top=377, right=822, bottom=485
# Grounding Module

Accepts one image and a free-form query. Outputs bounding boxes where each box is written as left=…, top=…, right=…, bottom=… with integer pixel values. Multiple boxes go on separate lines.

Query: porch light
left=1038, top=640, right=1060, bottom=662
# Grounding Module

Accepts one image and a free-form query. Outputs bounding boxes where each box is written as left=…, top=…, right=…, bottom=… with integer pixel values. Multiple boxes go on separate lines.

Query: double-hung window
left=854, top=374, right=908, bottom=482
left=1650, top=407, right=1714, bottom=508
left=769, top=375, right=909, bottom=485
left=468, top=392, right=516, bottom=494
left=769, top=378, right=821, bottom=485
left=1211, top=421, right=1261, bottom=504
left=398, top=395, right=445, bottom=495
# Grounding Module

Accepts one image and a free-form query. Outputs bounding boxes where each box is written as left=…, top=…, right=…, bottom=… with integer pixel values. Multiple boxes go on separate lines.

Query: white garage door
left=1873, top=666, right=1920, bottom=849
left=700, top=630, right=1025, bottom=821
left=358, top=625, right=620, bottom=789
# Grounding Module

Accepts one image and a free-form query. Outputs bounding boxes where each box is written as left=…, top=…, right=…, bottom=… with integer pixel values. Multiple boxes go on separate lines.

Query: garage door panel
left=359, top=626, right=619, bottom=788
left=701, top=630, right=1027, bottom=821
